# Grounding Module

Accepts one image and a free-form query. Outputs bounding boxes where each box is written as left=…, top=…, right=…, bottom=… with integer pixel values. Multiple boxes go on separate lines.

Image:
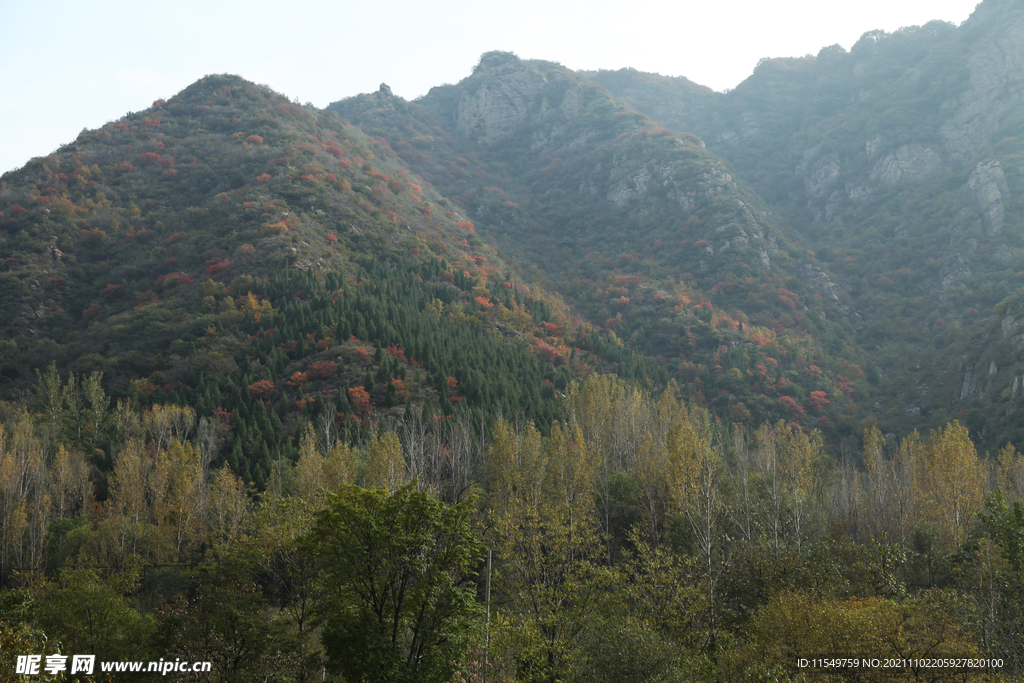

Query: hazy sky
left=1, top=0, right=980, bottom=175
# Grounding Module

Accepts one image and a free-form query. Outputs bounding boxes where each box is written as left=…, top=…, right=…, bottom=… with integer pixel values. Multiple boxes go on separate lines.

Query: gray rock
left=797, top=262, right=842, bottom=305
left=870, top=144, right=943, bottom=189
left=805, top=153, right=841, bottom=199
left=963, top=160, right=1010, bottom=236
left=940, top=11, right=1024, bottom=160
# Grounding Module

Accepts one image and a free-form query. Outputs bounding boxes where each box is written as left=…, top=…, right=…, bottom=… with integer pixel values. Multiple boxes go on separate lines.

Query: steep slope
left=589, top=0, right=1024, bottom=444
left=0, top=75, right=582, bottom=484
left=330, top=54, right=870, bottom=436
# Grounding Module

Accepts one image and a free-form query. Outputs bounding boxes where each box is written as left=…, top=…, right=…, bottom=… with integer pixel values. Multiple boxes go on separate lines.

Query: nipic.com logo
left=15, top=654, right=212, bottom=676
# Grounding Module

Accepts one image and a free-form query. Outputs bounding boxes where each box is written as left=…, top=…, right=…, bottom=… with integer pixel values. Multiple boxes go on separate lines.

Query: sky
left=0, top=0, right=981, bottom=176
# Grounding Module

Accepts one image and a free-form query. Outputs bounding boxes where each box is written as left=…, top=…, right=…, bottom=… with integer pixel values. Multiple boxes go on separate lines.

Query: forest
left=0, top=368, right=1023, bottom=681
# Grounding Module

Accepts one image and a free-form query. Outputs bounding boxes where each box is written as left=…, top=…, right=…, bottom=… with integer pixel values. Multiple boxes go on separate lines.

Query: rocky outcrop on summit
left=454, top=53, right=551, bottom=145
left=963, top=160, right=1010, bottom=236
left=453, top=51, right=594, bottom=148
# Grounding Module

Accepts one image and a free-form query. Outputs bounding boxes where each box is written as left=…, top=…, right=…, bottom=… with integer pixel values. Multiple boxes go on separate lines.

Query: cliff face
left=940, top=2, right=1024, bottom=160
left=581, top=0, right=1024, bottom=445
left=435, top=52, right=782, bottom=275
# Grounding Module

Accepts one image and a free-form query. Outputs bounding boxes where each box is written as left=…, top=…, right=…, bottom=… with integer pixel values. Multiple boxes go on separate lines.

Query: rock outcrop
left=940, top=6, right=1024, bottom=160
left=870, top=144, right=943, bottom=189
left=963, top=159, right=1010, bottom=236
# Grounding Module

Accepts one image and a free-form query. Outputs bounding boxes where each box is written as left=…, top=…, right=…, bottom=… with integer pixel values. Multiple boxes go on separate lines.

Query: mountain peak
left=473, top=51, right=521, bottom=74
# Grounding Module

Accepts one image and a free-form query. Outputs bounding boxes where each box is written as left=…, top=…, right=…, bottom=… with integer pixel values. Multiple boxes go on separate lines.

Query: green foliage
left=305, top=484, right=483, bottom=683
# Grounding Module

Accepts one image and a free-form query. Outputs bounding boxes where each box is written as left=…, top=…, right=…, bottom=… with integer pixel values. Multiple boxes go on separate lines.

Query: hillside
left=589, top=0, right=1024, bottom=450
left=0, top=75, right=588, bottom=485
left=330, top=53, right=867, bottom=437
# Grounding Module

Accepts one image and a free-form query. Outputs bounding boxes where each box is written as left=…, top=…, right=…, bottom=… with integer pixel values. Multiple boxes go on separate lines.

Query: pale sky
left=0, top=0, right=980, bottom=176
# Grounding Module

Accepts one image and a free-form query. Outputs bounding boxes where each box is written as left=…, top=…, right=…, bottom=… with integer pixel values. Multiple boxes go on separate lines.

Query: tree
left=363, top=431, right=407, bottom=492
left=306, top=484, right=483, bottom=683
left=920, top=421, right=984, bottom=546
left=665, top=405, right=721, bottom=575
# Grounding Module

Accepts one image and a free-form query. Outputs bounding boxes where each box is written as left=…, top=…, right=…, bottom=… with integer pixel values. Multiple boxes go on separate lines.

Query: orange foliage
left=779, top=395, right=806, bottom=418
left=135, top=291, right=159, bottom=308
left=806, top=391, right=830, bottom=412
left=249, top=379, right=276, bottom=401
left=288, top=372, right=309, bottom=387
left=307, top=360, right=338, bottom=380
left=348, top=386, right=371, bottom=412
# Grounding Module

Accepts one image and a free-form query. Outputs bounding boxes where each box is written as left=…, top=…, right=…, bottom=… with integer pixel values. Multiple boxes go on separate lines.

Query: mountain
left=0, top=75, right=584, bottom=485
left=588, top=0, right=1024, bottom=451
left=3, top=0, right=1024, bottom=465
left=329, top=53, right=866, bottom=436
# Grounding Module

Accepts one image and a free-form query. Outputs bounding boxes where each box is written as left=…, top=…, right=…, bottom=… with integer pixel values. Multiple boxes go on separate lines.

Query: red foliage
left=206, top=256, right=230, bottom=277
left=779, top=395, right=806, bottom=418
left=10, top=204, right=26, bottom=215
left=475, top=296, right=494, bottom=308
left=144, top=118, right=160, bottom=127
left=249, top=379, right=276, bottom=401
left=531, top=342, right=567, bottom=366
left=806, top=391, right=830, bottom=413
left=447, top=376, right=459, bottom=392
left=356, top=348, right=370, bottom=362
left=326, top=232, right=338, bottom=244
left=245, top=135, right=264, bottom=145
left=82, top=302, right=104, bottom=319
left=307, top=360, right=338, bottom=380
left=390, top=379, right=408, bottom=400
left=152, top=99, right=166, bottom=107
left=835, top=375, right=854, bottom=395
left=135, top=290, right=159, bottom=308
left=157, top=272, right=194, bottom=286
left=750, top=333, right=772, bottom=348
left=213, top=406, right=232, bottom=423
left=415, top=205, right=433, bottom=216
left=118, top=162, right=137, bottom=173
left=159, top=157, right=174, bottom=168
left=349, top=386, right=372, bottom=412
left=387, top=344, right=407, bottom=362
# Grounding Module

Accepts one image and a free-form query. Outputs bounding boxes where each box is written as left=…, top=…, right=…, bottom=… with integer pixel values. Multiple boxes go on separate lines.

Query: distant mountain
left=588, top=0, right=1024, bottom=451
